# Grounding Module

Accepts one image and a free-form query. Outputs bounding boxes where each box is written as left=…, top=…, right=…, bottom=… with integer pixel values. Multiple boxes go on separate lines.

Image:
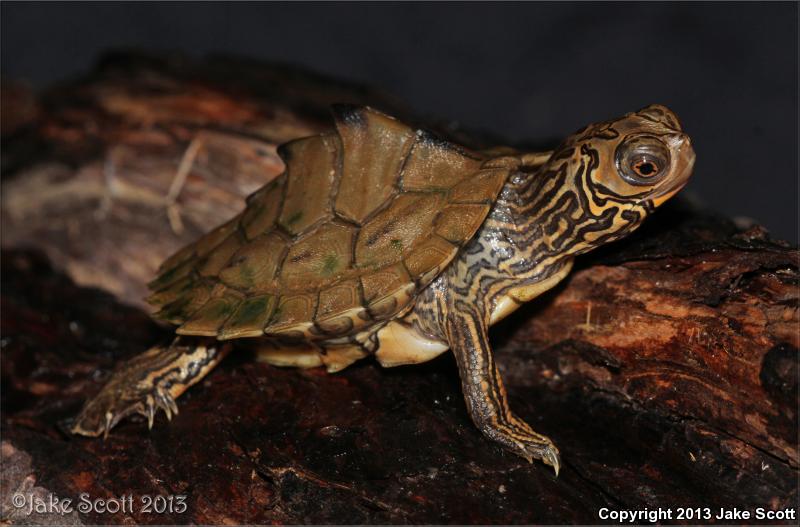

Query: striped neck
left=485, top=148, right=650, bottom=281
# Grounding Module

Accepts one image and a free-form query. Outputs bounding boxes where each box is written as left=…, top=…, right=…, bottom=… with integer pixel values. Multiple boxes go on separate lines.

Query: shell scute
left=403, top=235, right=456, bottom=281
left=316, top=278, right=362, bottom=320
left=194, top=218, right=239, bottom=258
left=218, top=294, right=276, bottom=340
left=332, top=106, right=415, bottom=223
left=315, top=315, right=356, bottom=336
left=176, top=289, right=244, bottom=337
left=277, top=134, right=338, bottom=235
left=360, top=263, right=411, bottom=304
left=434, top=203, right=492, bottom=243
left=401, top=131, right=482, bottom=191
left=279, top=223, right=354, bottom=290
left=197, top=232, right=244, bottom=277
left=149, top=105, right=511, bottom=341
left=219, top=233, right=285, bottom=292
left=355, top=192, right=445, bottom=269
left=147, top=275, right=194, bottom=308
left=449, top=168, right=509, bottom=204
left=241, top=179, right=284, bottom=240
left=149, top=257, right=195, bottom=292
left=265, top=293, right=317, bottom=337
left=153, top=279, right=213, bottom=324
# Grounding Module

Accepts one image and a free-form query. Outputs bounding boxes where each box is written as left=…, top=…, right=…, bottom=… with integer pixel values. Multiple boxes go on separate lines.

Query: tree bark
left=2, top=52, right=797, bottom=525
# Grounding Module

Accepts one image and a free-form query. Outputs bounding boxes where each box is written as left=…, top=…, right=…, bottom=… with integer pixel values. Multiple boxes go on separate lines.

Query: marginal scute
left=198, top=232, right=243, bottom=277
left=265, top=293, right=317, bottom=336
left=435, top=203, right=492, bottom=243
left=147, top=275, right=194, bottom=308
left=366, top=296, right=397, bottom=319
left=148, top=257, right=195, bottom=292
left=316, top=278, right=362, bottom=320
left=153, top=279, right=213, bottom=324
left=355, top=193, right=445, bottom=269
left=218, top=294, right=276, bottom=340
left=449, top=168, right=509, bottom=204
left=333, top=106, right=415, bottom=223
left=241, top=178, right=284, bottom=240
left=481, top=155, right=521, bottom=170
left=194, top=218, right=239, bottom=258
left=401, top=131, right=482, bottom=190
left=367, top=283, right=415, bottom=320
left=403, top=235, right=456, bottom=280
left=315, top=315, right=356, bottom=336
left=360, top=263, right=411, bottom=303
left=277, top=134, right=338, bottom=235
left=176, top=289, right=244, bottom=337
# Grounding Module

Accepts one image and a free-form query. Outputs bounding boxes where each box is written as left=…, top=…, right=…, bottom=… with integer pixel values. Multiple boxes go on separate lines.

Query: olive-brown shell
left=147, top=105, right=510, bottom=341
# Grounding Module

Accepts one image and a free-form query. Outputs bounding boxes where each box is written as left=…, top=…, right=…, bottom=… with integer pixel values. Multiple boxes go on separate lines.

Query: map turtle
left=72, top=104, right=695, bottom=474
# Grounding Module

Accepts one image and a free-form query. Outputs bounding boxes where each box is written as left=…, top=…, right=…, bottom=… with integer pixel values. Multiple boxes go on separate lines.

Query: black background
left=2, top=2, right=797, bottom=242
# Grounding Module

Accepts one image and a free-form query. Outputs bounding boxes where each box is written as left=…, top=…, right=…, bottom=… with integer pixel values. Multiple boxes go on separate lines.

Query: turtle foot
left=71, top=338, right=228, bottom=438
left=511, top=436, right=561, bottom=477
left=480, top=418, right=562, bottom=476
left=71, top=375, right=179, bottom=438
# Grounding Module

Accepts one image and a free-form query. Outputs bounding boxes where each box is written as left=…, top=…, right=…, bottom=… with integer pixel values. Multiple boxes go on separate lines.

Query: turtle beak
left=651, top=133, right=695, bottom=207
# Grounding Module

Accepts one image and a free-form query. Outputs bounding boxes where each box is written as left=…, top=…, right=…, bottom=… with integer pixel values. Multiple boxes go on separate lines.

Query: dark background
left=2, top=2, right=797, bottom=242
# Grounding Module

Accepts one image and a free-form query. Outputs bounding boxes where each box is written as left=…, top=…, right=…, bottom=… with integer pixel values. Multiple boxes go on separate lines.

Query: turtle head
left=533, top=104, right=695, bottom=255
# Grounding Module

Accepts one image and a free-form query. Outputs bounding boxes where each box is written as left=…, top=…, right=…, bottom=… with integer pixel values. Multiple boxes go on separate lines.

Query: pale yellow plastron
left=375, top=321, right=449, bottom=367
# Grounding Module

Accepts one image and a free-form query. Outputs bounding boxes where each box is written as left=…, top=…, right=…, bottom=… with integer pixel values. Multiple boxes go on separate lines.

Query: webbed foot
left=71, top=374, right=179, bottom=438
left=71, top=338, right=229, bottom=437
left=485, top=421, right=561, bottom=476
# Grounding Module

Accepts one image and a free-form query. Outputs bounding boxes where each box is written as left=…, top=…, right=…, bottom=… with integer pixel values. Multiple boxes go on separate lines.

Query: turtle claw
left=102, top=411, right=113, bottom=440
left=158, top=388, right=179, bottom=418
left=513, top=436, right=561, bottom=476
left=140, top=386, right=178, bottom=427
left=145, top=395, right=156, bottom=430
left=71, top=378, right=180, bottom=438
left=543, top=446, right=561, bottom=477
left=481, top=419, right=562, bottom=476
left=152, top=385, right=178, bottom=422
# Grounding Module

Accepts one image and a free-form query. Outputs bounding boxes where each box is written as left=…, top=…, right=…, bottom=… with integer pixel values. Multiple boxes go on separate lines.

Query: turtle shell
left=148, top=105, right=511, bottom=341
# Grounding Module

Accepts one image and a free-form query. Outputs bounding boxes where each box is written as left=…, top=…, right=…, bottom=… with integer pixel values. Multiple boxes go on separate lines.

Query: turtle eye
left=615, top=135, right=671, bottom=186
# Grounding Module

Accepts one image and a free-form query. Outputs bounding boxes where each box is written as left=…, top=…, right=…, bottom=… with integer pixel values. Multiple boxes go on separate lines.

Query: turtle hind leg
left=446, top=301, right=561, bottom=475
left=71, top=337, right=231, bottom=438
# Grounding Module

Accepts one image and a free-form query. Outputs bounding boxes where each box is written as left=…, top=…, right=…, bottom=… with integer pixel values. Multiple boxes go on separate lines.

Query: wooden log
left=1, top=52, right=797, bottom=524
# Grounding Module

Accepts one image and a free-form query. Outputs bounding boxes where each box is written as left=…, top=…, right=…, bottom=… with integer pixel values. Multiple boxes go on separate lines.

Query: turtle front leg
left=71, top=337, right=231, bottom=437
left=446, top=299, right=561, bottom=475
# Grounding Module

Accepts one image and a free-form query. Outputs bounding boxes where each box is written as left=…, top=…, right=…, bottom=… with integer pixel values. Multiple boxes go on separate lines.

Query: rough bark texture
left=2, top=53, right=798, bottom=525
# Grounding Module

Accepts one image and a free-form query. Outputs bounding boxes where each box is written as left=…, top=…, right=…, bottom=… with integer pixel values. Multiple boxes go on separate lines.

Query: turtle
left=71, top=103, right=695, bottom=474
